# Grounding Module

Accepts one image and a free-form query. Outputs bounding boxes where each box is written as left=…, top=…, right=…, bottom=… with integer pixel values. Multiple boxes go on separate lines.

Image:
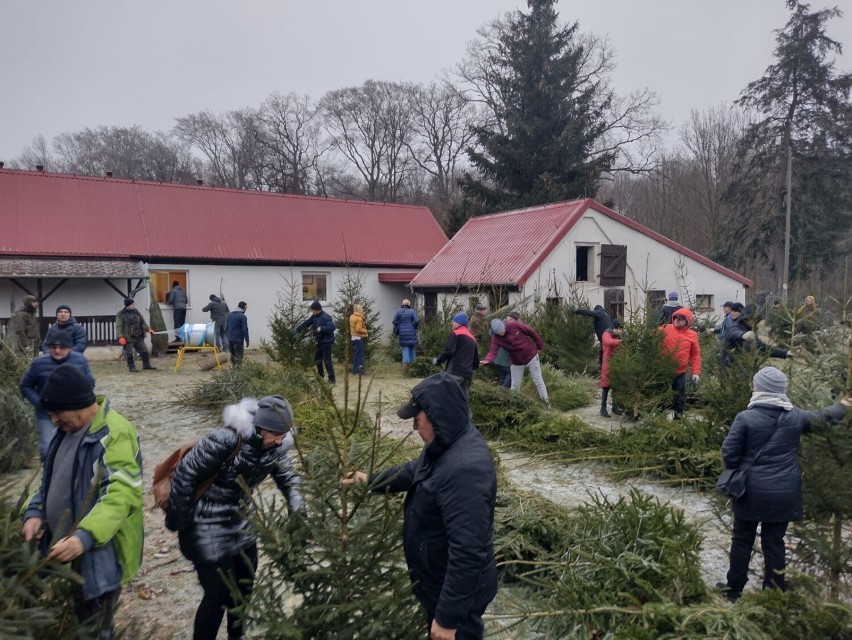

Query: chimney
left=36, top=164, right=44, bottom=172
left=196, top=178, right=203, bottom=186
left=105, top=171, right=113, bottom=178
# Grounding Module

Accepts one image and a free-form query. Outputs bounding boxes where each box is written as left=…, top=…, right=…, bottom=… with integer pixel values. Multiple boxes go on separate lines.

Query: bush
left=608, top=324, right=678, bottom=419
left=530, top=300, right=597, bottom=375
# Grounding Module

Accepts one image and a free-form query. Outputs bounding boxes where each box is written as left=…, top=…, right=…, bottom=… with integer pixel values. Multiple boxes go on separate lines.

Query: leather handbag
left=716, top=414, right=782, bottom=500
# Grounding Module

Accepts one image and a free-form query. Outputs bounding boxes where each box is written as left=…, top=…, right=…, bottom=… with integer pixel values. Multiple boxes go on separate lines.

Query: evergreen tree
left=331, top=269, right=383, bottom=368
left=459, top=0, right=615, bottom=213
left=264, top=275, right=316, bottom=368
left=720, top=1, right=852, bottom=288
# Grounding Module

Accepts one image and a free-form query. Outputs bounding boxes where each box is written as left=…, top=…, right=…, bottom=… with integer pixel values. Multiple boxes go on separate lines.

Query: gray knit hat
left=490, top=319, right=505, bottom=334
left=253, top=395, right=295, bottom=433
left=753, top=367, right=788, bottom=394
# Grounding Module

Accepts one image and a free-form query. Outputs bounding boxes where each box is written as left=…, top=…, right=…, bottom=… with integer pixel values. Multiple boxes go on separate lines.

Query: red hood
left=672, top=307, right=694, bottom=327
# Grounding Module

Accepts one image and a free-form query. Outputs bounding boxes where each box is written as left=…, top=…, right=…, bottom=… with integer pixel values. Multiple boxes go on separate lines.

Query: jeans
left=214, top=321, right=227, bottom=350
left=229, top=341, right=245, bottom=366
left=671, top=372, right=687, bottom=416
left=73, top=587, right=121, bottom=640
left=401, top=344, right=417, bottom=364
left=192, top=545, right=258, bottom=640
left=316, top=342, right=335, bottom=382
left=510, top=354, right=548, bottom=402
left=726, top=517, right=789, bottom=595
left=36, top=416, right=56, bottom=462
left=351, top=339, right=365, bottom=374
left=173, top=308, right=186, bottom=333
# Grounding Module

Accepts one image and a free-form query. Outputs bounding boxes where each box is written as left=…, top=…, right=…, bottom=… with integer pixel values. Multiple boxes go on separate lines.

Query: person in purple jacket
left=481, top=318, right=549, bottom=403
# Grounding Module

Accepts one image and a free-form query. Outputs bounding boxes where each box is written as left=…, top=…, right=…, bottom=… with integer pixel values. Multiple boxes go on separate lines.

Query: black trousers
left=315, top=342, right=335, bottom=382
left=671, top=372, right=687, bottom=416
left=122, top=335, right=151, bottom=370
left=73, top=587, right=121, bottom=640
left=425, top=604, right=487, bottom=640
left=726, top=516, right=789, bottom=595
left=192, top=544, right=258, bottom=640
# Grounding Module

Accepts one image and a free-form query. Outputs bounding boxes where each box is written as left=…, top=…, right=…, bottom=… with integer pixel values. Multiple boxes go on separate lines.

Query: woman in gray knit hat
left=716, top=367, right=852, bottom=602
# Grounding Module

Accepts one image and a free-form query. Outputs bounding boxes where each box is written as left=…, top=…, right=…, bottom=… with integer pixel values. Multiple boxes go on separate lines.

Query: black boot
left=127, top=355, right=138, bottom=372
left=141, top=354, right=157, bottom=370
left=600, top=388, right=610, bottom=417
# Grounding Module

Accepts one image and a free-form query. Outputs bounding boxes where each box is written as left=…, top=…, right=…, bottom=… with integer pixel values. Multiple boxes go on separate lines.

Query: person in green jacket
left=23, top=364, right=143, bottom=639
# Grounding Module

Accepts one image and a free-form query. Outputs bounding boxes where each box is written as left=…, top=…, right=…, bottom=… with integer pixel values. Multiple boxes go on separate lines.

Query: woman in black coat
left=718, top=367, right=850, bottom=601
left=167, top=396, right=304, bottom=640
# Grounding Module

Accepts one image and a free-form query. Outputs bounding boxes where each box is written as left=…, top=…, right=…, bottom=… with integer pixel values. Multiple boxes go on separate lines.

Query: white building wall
left=152, top=263, right=414, bottom=344
left=516, top=207, right=748, bottom=321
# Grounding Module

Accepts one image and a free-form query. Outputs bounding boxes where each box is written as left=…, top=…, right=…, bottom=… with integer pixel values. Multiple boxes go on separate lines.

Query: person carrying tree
left=481, top=318, right=548, bottom=404
left=658, top=307, right=701, bottom=418
left=721, top=302, right=794, bottom=369
left=574, top=304, right=612, bottom=370
left=599, top=320, right=624, bottom=418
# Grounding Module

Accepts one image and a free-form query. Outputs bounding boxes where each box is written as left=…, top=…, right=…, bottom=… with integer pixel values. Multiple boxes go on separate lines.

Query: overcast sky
left=1, top=1, right=850, bottom=162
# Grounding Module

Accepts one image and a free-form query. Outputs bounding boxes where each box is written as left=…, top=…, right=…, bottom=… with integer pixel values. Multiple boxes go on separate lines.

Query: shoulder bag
left=716, top=414, right=782, bottom=500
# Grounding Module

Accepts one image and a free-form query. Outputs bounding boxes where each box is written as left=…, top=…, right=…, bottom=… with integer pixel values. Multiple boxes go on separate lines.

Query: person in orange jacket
left=659, top=307, right=701, bottom=418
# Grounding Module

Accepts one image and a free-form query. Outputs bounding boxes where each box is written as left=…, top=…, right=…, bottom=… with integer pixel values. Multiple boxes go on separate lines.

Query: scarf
left=747, top=391, right=793, bottom=411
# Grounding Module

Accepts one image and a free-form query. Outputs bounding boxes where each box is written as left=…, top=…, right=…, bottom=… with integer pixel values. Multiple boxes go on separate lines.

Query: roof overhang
left=378, top=271, right=419, bottom=284
left=0, top=257, right=148, bottom=278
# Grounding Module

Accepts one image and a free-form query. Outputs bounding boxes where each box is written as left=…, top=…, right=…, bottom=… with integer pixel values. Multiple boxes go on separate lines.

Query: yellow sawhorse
left=174, top=345, right=223, bottom=372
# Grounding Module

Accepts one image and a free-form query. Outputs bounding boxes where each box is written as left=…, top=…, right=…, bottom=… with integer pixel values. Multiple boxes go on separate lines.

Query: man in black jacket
left=293, top=300, right=336, bottom=384
left=574, top=305, right=612, bottom=369
left=433, top=312, right=479, bottom=400
left=202, top=294, right=229, bottom=350
left=344, top=373, right=497, bottom=640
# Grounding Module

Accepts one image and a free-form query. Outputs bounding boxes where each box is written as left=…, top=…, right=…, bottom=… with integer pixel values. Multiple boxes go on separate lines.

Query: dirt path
left=6, top=356, right=731, bottom=639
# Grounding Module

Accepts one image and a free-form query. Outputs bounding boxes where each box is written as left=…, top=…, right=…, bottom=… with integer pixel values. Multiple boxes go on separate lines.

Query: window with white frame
left=302, top=272, right=329, bottom=301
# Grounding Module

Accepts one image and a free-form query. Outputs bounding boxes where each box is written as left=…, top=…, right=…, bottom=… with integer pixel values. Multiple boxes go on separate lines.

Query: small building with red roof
left=0, top=168, right=447, bottom=345
left=409, top=198, right=751, bottom=322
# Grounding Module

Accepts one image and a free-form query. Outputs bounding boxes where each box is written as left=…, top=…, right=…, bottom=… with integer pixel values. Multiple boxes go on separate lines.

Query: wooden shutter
left=599, top=245, right=627, bottom=286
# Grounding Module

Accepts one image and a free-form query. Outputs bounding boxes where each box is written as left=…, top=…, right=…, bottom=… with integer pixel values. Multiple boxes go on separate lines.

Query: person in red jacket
left=659, top=307, right=701, bottom=418
left=600, top=320, right=624, bottom=417
left=481, top=318, right=549, bottom=403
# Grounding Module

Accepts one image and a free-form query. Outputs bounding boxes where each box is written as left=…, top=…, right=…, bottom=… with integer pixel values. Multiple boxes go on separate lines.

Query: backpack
left=152, top=434, right=242, bottom=512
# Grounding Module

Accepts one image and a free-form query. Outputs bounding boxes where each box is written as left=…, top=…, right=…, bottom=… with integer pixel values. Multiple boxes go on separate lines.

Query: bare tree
left=406, top=82, right=482, bottom=223
left=677, top=104, right=745, bottom=254
left=320, top=80, right=416, bottom=202
left=174, top=109, right=266, bottom=189
left=255, top=92, right=326, bottom=194
left=13, top=134, right=54, bottom=171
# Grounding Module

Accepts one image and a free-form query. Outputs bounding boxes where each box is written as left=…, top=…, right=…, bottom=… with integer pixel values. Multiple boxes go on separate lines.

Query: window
left=647, top=289, right=666, bottom=310
left=696, top=294, right=713, bottom=312
left=599, top=245, right=627, bottom=286
left=576, top=246, right=592, bottom=281
left=488, top=288, right=509, bottom=311
left=424, top=293, right=437, bottom=320
left=302, top=272, right=328, bottom=301
left=150, top=270, right=188, bottom=305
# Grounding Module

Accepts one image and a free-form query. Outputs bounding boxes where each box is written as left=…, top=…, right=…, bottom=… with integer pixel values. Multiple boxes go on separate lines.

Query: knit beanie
left=474, top=303, right=487, bottom=311
left=490, top=319, right=505, bottom=334
left=253, top=395, right=294, bottom=433
left=48, top=329, right=74, bottom=348
left=124, top=297, right=135, bottom=307
left=668, top=291, right=679, bottom=301
left=730, top=302, right=744, bottom=313
left=611, top=319, right=623, bottom=329
left=452, top=312, right=468, bottom=326
left=309, top=300, right=322, bottom=311
left=507, top=311, right=520, bottom=320
left=56, top=304, right=72, bottom=314
left=753, top=367, right=788, bottom=394
left=40, top=363, right=96, bottom=411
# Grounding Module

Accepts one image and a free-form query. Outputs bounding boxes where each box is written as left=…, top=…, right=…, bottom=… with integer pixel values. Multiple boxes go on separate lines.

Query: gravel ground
left=5, top=354, right=733, bottom=639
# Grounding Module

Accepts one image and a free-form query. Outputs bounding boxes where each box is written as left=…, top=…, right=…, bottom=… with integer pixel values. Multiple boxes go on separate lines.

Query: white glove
left=741, top=331, right=756, bottom=342
left=692, top=374, right=700, bottom=384
left=432, top=357, right=438, bottom=366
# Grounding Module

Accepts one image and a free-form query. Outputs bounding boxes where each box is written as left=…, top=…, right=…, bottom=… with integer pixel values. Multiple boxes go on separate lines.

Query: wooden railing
left=1, top=315, right=118, bottom=347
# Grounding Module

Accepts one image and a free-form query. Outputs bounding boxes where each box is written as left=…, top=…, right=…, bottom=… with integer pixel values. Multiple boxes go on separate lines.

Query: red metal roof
left=411, top=198, right=752, bottom=288
left=377, top=272, right=419, bottom=284
left=0, top=169, right=448, bottom=267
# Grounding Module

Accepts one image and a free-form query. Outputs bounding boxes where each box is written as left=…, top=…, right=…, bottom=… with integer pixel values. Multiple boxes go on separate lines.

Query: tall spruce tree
left=459, top=0, right=615, bottom=213
left=720, top=1, right=852, bottom=292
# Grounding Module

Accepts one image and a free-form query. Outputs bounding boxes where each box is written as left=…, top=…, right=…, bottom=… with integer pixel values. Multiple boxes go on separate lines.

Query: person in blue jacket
left=42, top=304, right=87, bottom=354
left=392, top=299, right=420, bottom=365
left=20, top=329, right=96, bottom=462
left=293, top=300, right=336, bottom=383
left=226, top=301, right=250, bottom=366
